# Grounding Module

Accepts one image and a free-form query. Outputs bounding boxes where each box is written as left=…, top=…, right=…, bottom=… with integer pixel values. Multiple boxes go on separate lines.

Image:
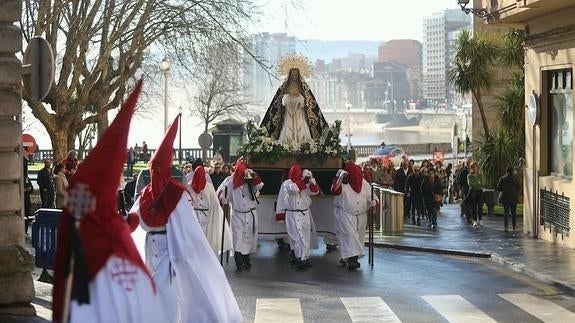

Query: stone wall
left=0, top=0, right=35, bottom=316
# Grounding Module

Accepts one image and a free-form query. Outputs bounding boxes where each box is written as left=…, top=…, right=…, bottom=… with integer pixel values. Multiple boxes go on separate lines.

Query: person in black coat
left=421, top=169, right=443, bottom=229
left=497, top=166, right=521, bottom=231
left=394, top=160, right=412, bottom=218
left=37, top=158, right=55, bottom=208
left=405, top=165, right=424, bottom=225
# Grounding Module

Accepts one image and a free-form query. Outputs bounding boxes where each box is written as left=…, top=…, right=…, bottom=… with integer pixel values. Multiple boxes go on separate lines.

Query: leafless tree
left=190, top=43, right=249, bottom=134
left=20, top=0, right=268, bottom=160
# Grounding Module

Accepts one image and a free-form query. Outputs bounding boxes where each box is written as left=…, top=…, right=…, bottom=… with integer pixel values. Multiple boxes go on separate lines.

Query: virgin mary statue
left=260, top=55, right=328, bottom=148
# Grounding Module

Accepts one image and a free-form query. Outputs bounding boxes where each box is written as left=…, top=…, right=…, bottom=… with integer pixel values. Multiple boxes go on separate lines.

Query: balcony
left=483, top=0, right=575, bottom=24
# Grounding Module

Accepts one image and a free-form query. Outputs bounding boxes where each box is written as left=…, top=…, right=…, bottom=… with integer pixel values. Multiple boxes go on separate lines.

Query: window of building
left=548, top=68, right=573, bottom=177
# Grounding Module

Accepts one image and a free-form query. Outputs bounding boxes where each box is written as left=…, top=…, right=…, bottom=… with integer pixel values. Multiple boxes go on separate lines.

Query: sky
left=254, top=0, right=461, bottom=41
left=27, top=0, right=466, bottom=150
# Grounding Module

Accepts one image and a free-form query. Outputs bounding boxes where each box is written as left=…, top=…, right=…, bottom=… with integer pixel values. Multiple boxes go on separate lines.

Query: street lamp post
left=159, top=58, right=172, bottom=133
left=178, top=106, right=183, bottom=166
left=345, top=102, right=352, bottom=151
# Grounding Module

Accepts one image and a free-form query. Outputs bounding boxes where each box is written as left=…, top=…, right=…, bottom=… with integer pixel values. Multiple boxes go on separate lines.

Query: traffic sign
left=22, top=134, right=37, bottom=156
left=22, top=37, right=55, bottom=101
left=198, top=132, right=213, bottom=149
left=433, top=151, right=444, bottom=163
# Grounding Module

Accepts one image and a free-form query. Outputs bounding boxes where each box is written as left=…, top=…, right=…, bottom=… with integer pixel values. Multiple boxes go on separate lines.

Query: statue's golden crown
left=278, top=54, right=312, bottom=78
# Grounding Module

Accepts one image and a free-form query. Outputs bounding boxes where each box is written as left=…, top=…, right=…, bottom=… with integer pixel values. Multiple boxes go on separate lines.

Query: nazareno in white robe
left=130, top=194, right=242, bottom=323
left=69, top=256, right=164, bottom=323
left=221, top=178, right=264, bottom=255
left=185, top=179, right=234, bottom=255
left=276, top=179, right=319, bottom=261
left=333, top=179, right=376, bottom=259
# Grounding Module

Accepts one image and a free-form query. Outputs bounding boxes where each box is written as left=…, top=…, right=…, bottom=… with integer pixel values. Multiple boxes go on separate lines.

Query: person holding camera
left=276, top=165, right=320, bottom=270
left=331, top=161, right=378, bottom=270
left=220, top=161, right=264, bottom=272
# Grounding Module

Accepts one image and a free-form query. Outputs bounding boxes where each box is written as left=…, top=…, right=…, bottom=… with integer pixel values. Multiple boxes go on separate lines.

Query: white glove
left=335, top=169, right=344, bottom=178
left=302, top=169, right=313, bottom=179
left=339, top=170, right=349, bottom=178
left=220, top=197, right=229, bottom=205
left=310, top=177, right=317, bottom=185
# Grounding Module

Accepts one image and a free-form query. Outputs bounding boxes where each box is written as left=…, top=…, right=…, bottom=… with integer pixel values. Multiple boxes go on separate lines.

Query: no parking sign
left=22, top=134, right=37, bottom=156
left=433, top=151, right=444, bottom=163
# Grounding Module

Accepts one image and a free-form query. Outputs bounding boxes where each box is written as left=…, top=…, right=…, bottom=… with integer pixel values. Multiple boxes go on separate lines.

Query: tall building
left=243, top=33, right=296, bottom=106
left=376, top=39, right=423, bottom=106
left=378, top=39, right=422, bottom=68
left=422, top=9, right=471, bottom=108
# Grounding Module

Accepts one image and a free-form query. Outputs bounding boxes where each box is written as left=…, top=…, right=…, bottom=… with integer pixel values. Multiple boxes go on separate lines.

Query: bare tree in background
left=20, top=0, right=267, bottom=161
left=191, top=44, right=249, bottom=135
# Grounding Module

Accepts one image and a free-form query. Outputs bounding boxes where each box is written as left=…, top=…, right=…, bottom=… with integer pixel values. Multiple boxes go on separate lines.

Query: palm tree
left=496, top=70, right=525, bottom=142
left=474, top=129, right=522, bottom=188
left=447, top=29, right=499, bottom=138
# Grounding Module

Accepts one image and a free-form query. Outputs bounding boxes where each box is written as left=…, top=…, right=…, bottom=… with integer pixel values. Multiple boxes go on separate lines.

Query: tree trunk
left=473, top=89, right=491, bottom=138
left=97, top=112, right=109, bottom=138
left=50, top=129, right=69, bottom=162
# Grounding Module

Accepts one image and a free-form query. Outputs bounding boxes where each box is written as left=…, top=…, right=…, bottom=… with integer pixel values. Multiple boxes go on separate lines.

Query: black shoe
left=234, top=252, right=243, bottom=272
left=243, top=255, right=252, bottom=270
left=326, top=244, right=338, bottom=252
left=347, top=256, right=359, bottom=271
left=304, top=259, right=312, bottom=268
left=296, top=259, right=307, bottom=270
left=417, top=217, right=421, bottom=226
left=289, top=250, right=297, bottom=266
left=339, top=259, right=347, bottom=267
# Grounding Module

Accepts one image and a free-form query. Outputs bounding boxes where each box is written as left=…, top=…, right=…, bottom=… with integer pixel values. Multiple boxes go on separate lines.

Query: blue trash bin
left=31, top=208, right=62, bottom=283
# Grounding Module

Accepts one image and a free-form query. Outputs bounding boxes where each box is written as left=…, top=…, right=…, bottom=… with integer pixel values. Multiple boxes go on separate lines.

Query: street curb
left=490, top=253, right=575, bottom=297
left=368, top=242, right=492, bottom=258
left=368, top=242, right=575, bottom=296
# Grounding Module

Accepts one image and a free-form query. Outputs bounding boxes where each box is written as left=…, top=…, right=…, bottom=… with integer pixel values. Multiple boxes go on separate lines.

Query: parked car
left=368, top=146, right=406, bottom=167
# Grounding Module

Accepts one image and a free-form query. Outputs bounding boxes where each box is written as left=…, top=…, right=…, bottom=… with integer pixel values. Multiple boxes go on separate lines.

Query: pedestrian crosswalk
left=247, top=293, right=575, bottom=322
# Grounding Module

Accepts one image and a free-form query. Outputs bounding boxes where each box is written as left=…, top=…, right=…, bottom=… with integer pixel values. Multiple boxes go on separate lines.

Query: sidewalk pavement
left=368, top=203, right=575, bottom=296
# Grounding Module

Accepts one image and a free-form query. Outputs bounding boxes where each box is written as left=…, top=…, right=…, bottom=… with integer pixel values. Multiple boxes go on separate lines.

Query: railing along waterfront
left=33, top=148, right=213, bottom=163
left=33, top=142, right=451, bottom=163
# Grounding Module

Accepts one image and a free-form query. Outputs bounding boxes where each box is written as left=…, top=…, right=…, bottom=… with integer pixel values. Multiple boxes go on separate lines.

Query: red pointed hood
left=150, top=114, right=180, bottom=198
left=191, top=165, right=207, bottom=193
left=345, top=160, right=363, bottom=193
left=233, top=161, right=247, bottom=189
left=138, top=114, right=185, bottom=227
left=53, top=80, right=152, bottom=322
left=288, top=164, right=306, bottom=191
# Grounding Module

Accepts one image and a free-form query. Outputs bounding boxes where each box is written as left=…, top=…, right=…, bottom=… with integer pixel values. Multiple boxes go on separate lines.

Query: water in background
left=340, top=127, right=452, bottom=146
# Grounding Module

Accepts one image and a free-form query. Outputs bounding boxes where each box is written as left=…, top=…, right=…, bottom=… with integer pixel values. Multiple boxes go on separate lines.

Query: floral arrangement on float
left=238, top=120, right=345, bottom=167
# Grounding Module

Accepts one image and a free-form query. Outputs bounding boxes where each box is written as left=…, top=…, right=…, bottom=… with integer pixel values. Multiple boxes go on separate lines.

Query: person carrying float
left=276, top=164, right=320, bottom=270
left=331, top=161, right=379, bottom=270
left=129, top=114, right=242, bottom=323
left=219, top=160, right=264, bottom=272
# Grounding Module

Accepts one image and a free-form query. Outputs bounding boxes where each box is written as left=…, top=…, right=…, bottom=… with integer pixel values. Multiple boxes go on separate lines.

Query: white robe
left=69, top=256, right=164, bottom=323
left=278, top=94, right=312, bottom=148
left=333, top=180, right=376, bottom=259
left=221, top=178, right=263, bottom=255
left=130, top=194, right=242, bottom=323
left=276, top=180, right=319, bottom=260
left=185, top=180, right=234, bottom=255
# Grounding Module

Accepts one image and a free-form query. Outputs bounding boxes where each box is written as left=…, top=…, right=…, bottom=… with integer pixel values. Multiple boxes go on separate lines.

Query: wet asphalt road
left=223, top=240, right=575, bottom=322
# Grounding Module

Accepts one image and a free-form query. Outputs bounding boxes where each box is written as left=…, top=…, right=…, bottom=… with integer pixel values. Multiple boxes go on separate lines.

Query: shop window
left=548, top=69, right=573, bottom=177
